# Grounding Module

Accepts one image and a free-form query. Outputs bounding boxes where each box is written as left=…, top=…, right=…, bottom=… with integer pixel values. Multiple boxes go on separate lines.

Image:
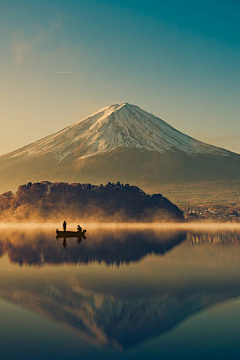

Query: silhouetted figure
left=77, top=237, right=83, bottom=244
left=63, top=220, right=67, bottom=231
left=63, top=237, right=67, bottom=248
left=77, top=224, right=82, bottom=232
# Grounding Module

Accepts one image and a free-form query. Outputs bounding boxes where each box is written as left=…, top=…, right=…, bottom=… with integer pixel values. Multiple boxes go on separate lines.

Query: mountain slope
left=4, top=103, right=231, bottom=161
left=0, top=103, right=239, bottom=202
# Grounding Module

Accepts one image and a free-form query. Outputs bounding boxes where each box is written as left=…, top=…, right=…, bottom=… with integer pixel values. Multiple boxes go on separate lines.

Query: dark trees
left=0, top=181, right=183, bottom=222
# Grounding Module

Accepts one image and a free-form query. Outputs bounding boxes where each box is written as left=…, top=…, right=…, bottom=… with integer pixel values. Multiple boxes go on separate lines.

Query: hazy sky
left=0, top=0, right=240, bottom=155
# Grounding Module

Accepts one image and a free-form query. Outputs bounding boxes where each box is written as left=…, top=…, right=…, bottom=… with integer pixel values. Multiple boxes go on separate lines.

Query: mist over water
left=1, top=223, right=240, bottom=359
left=2, top=221, right=240, bottom=230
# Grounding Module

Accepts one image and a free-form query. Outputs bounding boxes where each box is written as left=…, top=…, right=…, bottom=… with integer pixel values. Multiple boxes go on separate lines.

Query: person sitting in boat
left=63, top=220, right=67, bottom=231
left=77, top=224, right=82, bottom=232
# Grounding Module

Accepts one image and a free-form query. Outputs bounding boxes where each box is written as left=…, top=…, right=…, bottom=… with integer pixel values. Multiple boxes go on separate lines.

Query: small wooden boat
left=56, top=229, right=87, bottom=238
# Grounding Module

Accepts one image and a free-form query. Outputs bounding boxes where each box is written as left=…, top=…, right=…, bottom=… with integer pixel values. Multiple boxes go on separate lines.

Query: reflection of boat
left=56, top=230, right=87, bottom=238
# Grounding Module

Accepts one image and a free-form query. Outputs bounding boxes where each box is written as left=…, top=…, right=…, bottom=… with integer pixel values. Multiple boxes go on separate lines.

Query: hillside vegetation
left=0, top=181, right=183, bottom=222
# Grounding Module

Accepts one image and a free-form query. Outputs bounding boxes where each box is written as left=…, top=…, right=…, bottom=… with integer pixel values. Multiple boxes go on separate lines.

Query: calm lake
left=1, top=224, right=240, bottom=359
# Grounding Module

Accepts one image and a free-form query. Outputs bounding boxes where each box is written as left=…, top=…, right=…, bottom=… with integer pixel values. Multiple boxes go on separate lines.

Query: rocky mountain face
left=1, top=103, right=239, bottom=203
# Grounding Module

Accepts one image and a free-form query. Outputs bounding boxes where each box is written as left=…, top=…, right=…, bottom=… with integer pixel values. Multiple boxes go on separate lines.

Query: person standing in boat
left=63, top=220, right=67, bottom=232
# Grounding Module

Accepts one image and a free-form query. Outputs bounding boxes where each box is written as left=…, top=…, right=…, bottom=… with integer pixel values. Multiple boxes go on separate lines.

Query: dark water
left=1, top=225, right=240, bottom=359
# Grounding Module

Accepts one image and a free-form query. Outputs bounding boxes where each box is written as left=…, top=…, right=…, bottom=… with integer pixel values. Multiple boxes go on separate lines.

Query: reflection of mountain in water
left=1, top=228, right=240, bottom=349
left=1, top=272, right=240, bottom=350
left=0, top=229, right=186, bottom=266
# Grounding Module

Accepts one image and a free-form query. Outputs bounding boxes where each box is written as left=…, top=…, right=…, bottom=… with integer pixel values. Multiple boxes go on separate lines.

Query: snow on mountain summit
left=10, top=103, right=230, bottom=163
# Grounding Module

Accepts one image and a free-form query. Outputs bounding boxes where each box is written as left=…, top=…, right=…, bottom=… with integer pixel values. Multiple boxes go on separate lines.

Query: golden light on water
left=1, top=222, right=240, bottom=231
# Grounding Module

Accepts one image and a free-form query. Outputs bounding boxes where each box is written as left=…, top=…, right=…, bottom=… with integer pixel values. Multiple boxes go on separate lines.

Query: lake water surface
left=1, top=224, right=240, bottom=359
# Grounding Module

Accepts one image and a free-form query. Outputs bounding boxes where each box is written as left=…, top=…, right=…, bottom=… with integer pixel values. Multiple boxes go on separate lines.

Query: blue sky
left=0, top=0, right=240, bottom=154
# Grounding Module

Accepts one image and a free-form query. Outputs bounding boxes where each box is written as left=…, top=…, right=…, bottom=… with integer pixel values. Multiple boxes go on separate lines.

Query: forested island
left=0, top=181, right=183, bottom=222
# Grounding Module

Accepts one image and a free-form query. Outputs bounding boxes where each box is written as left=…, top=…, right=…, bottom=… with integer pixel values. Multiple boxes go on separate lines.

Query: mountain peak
left=8, top=102, right=231, bottom=163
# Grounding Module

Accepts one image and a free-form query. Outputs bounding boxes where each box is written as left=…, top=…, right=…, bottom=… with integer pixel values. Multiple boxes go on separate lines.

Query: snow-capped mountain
left=10, top=103, right=230, bottom=162
left=0, top=102, right=239, bottom=202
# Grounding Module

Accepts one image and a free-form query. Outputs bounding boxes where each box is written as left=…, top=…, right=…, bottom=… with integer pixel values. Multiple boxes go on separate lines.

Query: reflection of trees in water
left=188, top=231, right=240, bottom=245
left=3, top=230, right=240, bottom=266
left=0, top=229, right=187, bottom=266
left=0, top=242, right=4, bottom=258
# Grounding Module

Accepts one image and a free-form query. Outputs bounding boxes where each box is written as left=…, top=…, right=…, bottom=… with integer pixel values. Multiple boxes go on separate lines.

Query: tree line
left=0, top=181, right=183, bottom=222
